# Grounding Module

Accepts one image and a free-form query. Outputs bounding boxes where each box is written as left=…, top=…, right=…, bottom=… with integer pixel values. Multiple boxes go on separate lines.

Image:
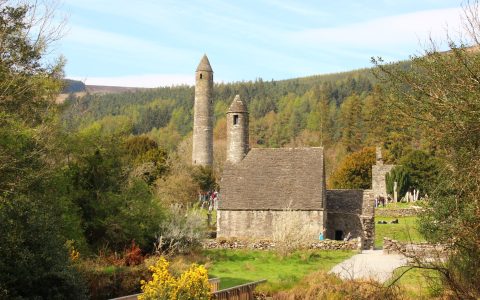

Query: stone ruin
left=191, top=55, right=377, bottom=250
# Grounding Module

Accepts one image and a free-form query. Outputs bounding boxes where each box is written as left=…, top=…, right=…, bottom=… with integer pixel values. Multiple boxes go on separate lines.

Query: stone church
left=192, top=55, right=379, bottom=249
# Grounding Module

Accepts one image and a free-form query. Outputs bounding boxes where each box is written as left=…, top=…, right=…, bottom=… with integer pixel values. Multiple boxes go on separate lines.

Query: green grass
left=375, top=216, right=425, bottom=248
left=376, top=201, right=421, bottom=210
left=387, top=267, right=442, bottom=299
left=203, top=249, right=354, bottom=293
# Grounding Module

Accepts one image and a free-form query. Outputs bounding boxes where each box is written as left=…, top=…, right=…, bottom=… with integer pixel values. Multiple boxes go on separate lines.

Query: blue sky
left=56, top=0, right=464, bottom=87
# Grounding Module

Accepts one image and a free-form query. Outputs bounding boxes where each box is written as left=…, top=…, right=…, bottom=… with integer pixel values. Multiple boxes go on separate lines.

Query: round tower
left=192, top=54, right=214, bottom=166
left=226, top=95, right=249, bottom=164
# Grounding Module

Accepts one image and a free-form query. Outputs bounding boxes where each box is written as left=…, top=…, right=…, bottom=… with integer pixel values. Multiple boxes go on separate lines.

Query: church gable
left=219, top=147, right=325, bottom=211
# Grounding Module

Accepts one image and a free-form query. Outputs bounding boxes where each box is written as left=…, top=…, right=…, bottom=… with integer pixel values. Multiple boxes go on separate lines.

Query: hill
left=60, top=64, right=409, bottom=174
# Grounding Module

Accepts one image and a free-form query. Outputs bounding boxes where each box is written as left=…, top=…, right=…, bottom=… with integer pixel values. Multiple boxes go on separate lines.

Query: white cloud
left=64, top=25, right=193, bottom=59
left=262, top=0, right=330, bottom=17
left=69, top=74, right=194, bottom=88
left=294, top=7, right=464, bottom=49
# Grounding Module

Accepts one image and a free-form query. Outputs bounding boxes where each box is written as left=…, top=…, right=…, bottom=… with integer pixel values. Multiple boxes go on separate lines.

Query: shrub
left=77, top=259, right=149, bottom=300
left=155, top=205, right=207, bottom=256
left=124, top=241, right=145, bottom=266
left=139, top=257, right=210, bottom=300
left=272, top=209, right=318, bottom=257
left=273, top=271, right=399, bottom=300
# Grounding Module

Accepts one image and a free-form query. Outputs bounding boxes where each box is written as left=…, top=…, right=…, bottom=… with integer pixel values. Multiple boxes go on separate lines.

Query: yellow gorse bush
left=139, top=257, right=211, bottom=300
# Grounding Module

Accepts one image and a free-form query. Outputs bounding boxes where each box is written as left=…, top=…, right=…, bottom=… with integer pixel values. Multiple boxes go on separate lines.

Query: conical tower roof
left=196, top=54, right=213, bottom=72
left=228, top=95, right=248, bottom=113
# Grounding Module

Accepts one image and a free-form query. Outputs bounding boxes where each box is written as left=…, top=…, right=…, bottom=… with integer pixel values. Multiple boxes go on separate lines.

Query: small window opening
left=199, top=73, right=203, bottom=79
left=334, top=230, right=344, bottom=241
left=233, top=114, right=239, bottom=125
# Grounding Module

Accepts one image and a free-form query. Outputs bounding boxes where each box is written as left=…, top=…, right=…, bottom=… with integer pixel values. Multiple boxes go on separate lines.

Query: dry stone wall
left=203, top=238, right=361, bottom=251
left=383, top=238, right=449, bottom=259
left=375, top=207, right=423, bottom=217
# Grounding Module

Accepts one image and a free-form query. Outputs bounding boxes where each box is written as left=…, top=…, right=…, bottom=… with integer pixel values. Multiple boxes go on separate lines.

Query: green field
left=375, top=216, right=425, bottom=248
left=387, top=267, right=442, bottom=299
left=376, top=202, right=422, bottom=210
left=203, top=249, right=354, bottom=292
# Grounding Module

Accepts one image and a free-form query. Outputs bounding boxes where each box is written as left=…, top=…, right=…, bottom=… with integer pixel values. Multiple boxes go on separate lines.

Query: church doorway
left=334, top=230, right=344, bottom=241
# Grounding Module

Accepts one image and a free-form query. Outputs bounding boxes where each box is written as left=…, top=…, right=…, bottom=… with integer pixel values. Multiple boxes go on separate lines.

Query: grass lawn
left=203, top=249, right=354, bottom=293
left=375, top=216, right=425, bottom=248
left=376, top=201, right=422, bottom=210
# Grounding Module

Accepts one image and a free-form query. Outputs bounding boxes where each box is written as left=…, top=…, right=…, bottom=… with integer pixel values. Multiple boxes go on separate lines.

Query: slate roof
left=196, top=54, right=213, bottom=72
left=219, top=147, right=325, bottom=210
left=228, top=95, right=248, bottom=113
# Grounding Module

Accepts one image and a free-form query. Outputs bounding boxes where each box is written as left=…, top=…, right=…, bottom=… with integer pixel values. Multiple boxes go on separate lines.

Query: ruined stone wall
left=192, top=70, right=213, bottom=166
left=383, top=237, right=449, bottom=259
left=372, top=164, right=395, bottom=197
left=326, top=189, right=375, bottom=249
left=226, top=111, right=249, bottom=164
left=203, top=238, right=361, bottom=251
left=217, top=210, right=325, bottom=240
left=376, top=207, right=423, bottom=217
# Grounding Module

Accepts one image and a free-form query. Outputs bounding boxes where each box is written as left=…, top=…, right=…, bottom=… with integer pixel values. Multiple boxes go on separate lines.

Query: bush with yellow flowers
left=139, top=257, right=211, bottom=300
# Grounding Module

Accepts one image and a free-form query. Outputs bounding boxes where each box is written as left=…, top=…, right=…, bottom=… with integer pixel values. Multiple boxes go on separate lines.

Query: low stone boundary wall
left=383, top=237, right=448, bottom=258
left=375, top=207, right=424, bottom=217
left=202, top=238, right=361, bottom=251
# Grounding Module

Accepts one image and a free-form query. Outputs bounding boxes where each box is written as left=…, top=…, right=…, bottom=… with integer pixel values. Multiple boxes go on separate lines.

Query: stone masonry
left=226, top=95, right=249, bottom=164
left=192, top=54, right=214, bottom=166
left=371, top=147, right=395, bottom=198
left=325, top=189, right=375, bottom=249
left=217, top=210, right=324, bottom=240
left=190, top=56, right=376, bottom=250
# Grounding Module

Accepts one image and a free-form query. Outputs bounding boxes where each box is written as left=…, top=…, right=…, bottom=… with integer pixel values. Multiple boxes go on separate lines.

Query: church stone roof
left=219, top=147, right=325, bottom=210
left=196, top=54, right=213, bottom=72
left=228, top=95, right=248, bottom=113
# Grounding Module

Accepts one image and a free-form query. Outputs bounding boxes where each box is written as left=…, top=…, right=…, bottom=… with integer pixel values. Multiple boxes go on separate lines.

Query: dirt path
left=329, top=250, right=408, bottom=283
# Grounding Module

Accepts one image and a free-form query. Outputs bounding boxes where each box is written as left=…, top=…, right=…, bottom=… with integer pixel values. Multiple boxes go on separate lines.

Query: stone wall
left=383, top=237, right=448, bottom=259
left=203, top=238, right=361, bottom=251
left=375, top=207, right=423, bottom=217
left=325, top=189, right=375, bottom=249
left=372, top=164, right=395, bottom=197
left=216, top=210, right=325, bottom=240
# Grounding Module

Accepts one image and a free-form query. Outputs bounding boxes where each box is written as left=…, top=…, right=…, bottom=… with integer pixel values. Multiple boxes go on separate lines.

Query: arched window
left=199, top=73, right=203, bottom=79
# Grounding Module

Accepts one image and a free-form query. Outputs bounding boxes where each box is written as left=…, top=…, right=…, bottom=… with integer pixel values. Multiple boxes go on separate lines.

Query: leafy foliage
left=139, top=257, right=210, bottom=300
left=0, top=2, right=88, bottom=298
left=398, top=150, right=441, bottom=196
left=373, top=3, right=480, bottom=296
left=386, top=166, right=411, bottom=199
left=329, top=147, right=376, bottom=189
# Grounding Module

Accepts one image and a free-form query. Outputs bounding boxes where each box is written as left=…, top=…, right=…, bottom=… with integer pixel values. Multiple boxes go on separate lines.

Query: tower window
left=200, top=73, right=203, bottom=79
left=233, top=114, right=239, bottom=125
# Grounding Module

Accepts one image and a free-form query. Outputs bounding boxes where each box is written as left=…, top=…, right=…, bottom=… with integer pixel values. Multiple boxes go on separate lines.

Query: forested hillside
left=62, top=65, right=414, bottom=174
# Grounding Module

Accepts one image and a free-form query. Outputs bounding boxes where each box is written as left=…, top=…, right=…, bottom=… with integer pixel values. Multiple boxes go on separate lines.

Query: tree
left=373, top=1, right=480, bottom=297
left=398, top=150, right=441, bottom=196
left=339, top=94, right=364, bottom=152
left=385, top=166, right=410, bottom=200
left=328, top=147, right=376, bottom=189
left=0, top=2, right=87, bottom=298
